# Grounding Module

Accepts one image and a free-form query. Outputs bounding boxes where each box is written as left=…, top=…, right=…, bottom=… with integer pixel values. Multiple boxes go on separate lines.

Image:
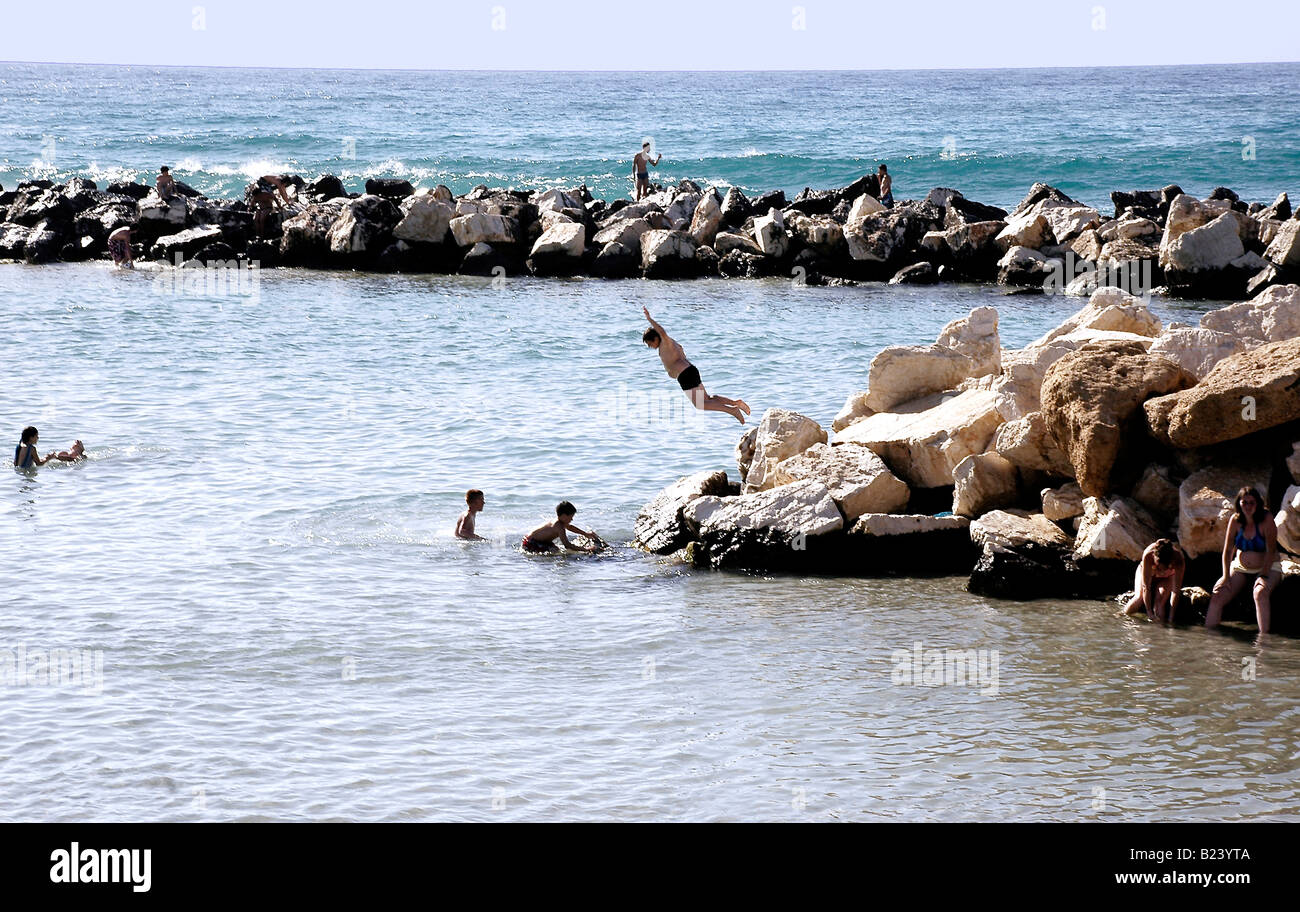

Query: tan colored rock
left=735, top=426, right=758, bottom=482
left=1041, top=343, right=1195, bottom=496
left=771, top=442, right=908, bottom=522
left=1144, top=338, right=1300, bottom=449
left=851, top=513, right=970, bottom=536
left=832, top=390, right=873, bottom=433
left=996, top=211, right=1049, bottom=251
left=529, top=221, right=585, bottom=258
left=848, top=193, right=885, bottom=220
left=393, top=195, right=453, bottom=243
left=685, top=478, right=843, bottom=538
left=1040, top=203, right=1101, bottom=244
left=1276, top=484, right=1300, bottom=556
left=742, top=408, right=827, bottom=493
left=1178, top=465, right=1270, bottom=559
left=714, top=231, right=762, bottom=256
left=1199, top=283, right=1300, bottom=344
left=533, top=188, right=585, bottom=214
left=836, top=387, right=1005, bottom=488
left=1070, top=229, right=1103, bottom=262
left=970, top=509, right=1073, bottom=551
left=1147, top=326, right=1248, bottom=380
left=593, top=218, right=651, bottom=250
left=993, top=410, right=1072, bottom=476
left=689, top=190, right=722, bottom=248
left=640, top=229, right=696, bottom=272
left=1131, top=464, right=1181, bottom=519
left=1042, top=482, right=1084, bottom=521
left=864, top=307, right=1000, bottom=412
left=753, top=209, right=788, bottom=257
left=1264, top=220, right=1300, bottom=268
left=788, top=213, right=844, bottom=256
left=1160, top=212, right=1246, bottom=274
left=952, top=452, right=1018, bottom=517
left=1074, top=495, right=1163, bottom=561
left=449, top=211, right=520, bottom=247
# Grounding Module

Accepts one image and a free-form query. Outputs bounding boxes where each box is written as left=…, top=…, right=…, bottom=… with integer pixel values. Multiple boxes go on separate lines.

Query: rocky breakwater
left=634, top=285, right=1300, bottom=633
left=2, top=174, right=1296, bottom=300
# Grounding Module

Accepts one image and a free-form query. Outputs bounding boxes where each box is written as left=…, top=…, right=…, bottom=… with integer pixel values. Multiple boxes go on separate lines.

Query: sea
left=2, top=62, right=1299, bottom=821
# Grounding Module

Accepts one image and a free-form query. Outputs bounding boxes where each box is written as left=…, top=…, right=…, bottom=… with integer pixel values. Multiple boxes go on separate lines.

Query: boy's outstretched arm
left=642, top=306, right=669, bottom=340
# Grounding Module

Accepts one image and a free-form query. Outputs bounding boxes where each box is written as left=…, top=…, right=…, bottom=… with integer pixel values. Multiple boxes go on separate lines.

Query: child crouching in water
left=523, top=501, right=604, bottom=554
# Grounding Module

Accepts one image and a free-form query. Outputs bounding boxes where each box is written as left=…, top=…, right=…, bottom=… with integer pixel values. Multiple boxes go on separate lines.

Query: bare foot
left=737, top=399, right=751, bottom=415
left=732, top=408, right=746, bottom=424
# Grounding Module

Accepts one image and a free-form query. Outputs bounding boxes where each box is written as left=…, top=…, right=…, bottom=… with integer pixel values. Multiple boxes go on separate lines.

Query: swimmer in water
left=521, top=501, right=603, bottom=554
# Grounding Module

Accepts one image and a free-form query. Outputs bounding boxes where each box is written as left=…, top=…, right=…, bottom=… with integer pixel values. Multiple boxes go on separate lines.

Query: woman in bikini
left=1205, top=486, right=1283, bottom=632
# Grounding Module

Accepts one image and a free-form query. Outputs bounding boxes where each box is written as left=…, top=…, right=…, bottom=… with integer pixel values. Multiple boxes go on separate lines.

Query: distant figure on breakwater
left=456, top=489, right=487, bottom=541
left=1205, top=486, right=1282, bottom=633
left=155, top=166, right=176, bottom=201
left=633, top=141, right=662, bottom=201
left=878, top=164, right=893, bottom=208
left=13, top=427, right=83, bottom=468
left=642, top=307, right=751, bottom=424
left=251, top=175, right=293, bottom=236
left=522, top=501, right=603, bottom=554
left=108, top=225, right=134, bottom=268
left=1123, top=538, right=1185, bottom=622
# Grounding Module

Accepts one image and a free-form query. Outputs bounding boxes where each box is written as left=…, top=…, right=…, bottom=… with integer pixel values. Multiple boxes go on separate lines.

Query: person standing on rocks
left=642, top=307, right=751, bottom=424
left=1205, top=486, right=1282, bottom=633
left=250, top=175, right=293, bottom=236
left=878, top=164, right=893, bottom=208
left=633, top=141, right=662, bottom=201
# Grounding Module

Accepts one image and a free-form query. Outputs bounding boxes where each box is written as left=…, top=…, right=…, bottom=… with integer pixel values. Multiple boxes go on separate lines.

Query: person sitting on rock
left=1123, top=538, right=1185, bottom=622
left=522, top=501, right=602, bottom=554
left=633, top=142, right=662, bottom=201
left=642, top=306, right=751, bottom=424
left=456, top=489, right=487, bottom=541
left=107, top=225, right=134, bottom=268
left=1205, top=486, right=1282, bottom=633
left=156, top=166, right=176, bottom=201
left=878, top=163, right=893, bottom=208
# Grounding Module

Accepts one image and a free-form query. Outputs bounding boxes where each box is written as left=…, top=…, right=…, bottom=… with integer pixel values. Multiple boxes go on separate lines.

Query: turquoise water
left=4, top=63, right=1300, bottom=821
left=2, top=63, right=1298, bottom=207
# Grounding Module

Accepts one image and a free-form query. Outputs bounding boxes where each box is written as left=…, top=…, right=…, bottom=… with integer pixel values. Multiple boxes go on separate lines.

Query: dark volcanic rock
left=591, top=241, right=640, bottom=279
left=365, top=178, right=415, bottom=199
left=107, top=181, right=151, bottom=200
left=307, top=174, right=347, bottom=201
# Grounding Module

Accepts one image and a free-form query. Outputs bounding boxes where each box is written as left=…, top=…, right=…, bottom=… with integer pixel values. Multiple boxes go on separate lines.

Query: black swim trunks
left=676, top=364, right=702, bottom=391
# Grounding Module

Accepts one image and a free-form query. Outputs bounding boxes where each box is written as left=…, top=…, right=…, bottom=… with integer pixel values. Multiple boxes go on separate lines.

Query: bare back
left=656, top=335, right=690, bottom=379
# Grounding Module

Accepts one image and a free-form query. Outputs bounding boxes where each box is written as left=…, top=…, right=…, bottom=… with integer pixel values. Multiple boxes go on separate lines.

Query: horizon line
left=3, top=58, right=1300, bottom=74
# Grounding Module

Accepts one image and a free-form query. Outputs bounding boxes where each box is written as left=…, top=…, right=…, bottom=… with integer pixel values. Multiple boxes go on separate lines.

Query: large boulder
left=742, top=408, right=827, bottom=493
left=788, top=213, right=845, bottom=257
left=1041, top=342, right=1195, bottom=495
left=593, top=217, right=652, bottom=252
left=770, top=442, right=909, bottom=522
left=1131, top=463, right=1182, bottom=521
left=970, top=509, right=1073, bottom=552
left=364, top=178, right=414, bottom=199
left=279, top=200, right=347, bottom=264
left=641, top=229, right=697, bottom=278
left=527, top=221, right=585, bottom=276
left=719, top=186, right=751, bottom=228
left=393, top=195, right=453, bottom=244
left=1042, top=482, right=1084, bottom=521
left=847, top=513, right=978, bottom=575
left=689, top=190, right=722, bottom=248
left=713, top=231, right=763, bottom=256
left=1264, top=220, right=1300, bottom=269
left=633, top=470, right=731, bottom=554
left=150, top=225, right=225, bottom=261
left=1146, top=326, right=1248, bottom=380
left=952, top=452, right=1019, bottom=517
left=1144, top=338, right=1300, bottom=448
left=326, top=194, right=400, bottom=257
left=1159, top=211, right=1245, bottom=275
left=863, top=306, right=1000, bottom=412
left=533, top=188, right=585, bottom=215
left=1178, top=464, right=1271, bottom=558
left=136, top=195, right=187, bottom=229
left=942, top=220, right=1004, bottom=278
left=1277, top=484, right=1300, bottom=556
left=590, top=240, right=640, bottom=279
left=449, top=211, right=520, bottom=247
left=753, top=209, right=789, bottom=258
left=1073, top=495, right=1163, bottom=561
left=1031, top=287, right=1162, bottom=347
left=1199, top=284, right=1300, bottom=344
left=836, top=387, right=1005, bottom=488
left=992, top=411, right=1073, bottom=477
left=685, top=479, right=844, bottom=570
left=996, top=211, right=1049, bottom=251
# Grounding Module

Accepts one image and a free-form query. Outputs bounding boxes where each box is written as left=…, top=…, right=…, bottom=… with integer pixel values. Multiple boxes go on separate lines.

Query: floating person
left=521, top=501, right=603, bottom=554
left=642, top=306, right=751, bottom=424
left=13, top=427, right=81, bottom=468
left=1205, top=486, right=1282, bottom=633
left=107, top=225, right=134, bottom=268
left=633, top=141, right=662, bottom=201
left=156, top=166, right=177, bottom=201
left=1123, top=538, right=1185, bottom=622
left=878, top=163, right=893, bottom=208
left=456, top=489, right=487, bottom=541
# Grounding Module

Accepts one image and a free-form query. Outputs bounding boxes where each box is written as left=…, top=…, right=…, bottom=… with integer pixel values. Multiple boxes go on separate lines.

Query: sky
left=1, top=0, right=1297, bottom=70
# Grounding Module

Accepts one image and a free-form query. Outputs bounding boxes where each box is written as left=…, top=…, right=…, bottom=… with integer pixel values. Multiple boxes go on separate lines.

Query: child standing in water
left=522, top=501, right=603, bottom=554
left=456, top=489, right=487, bottom=541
